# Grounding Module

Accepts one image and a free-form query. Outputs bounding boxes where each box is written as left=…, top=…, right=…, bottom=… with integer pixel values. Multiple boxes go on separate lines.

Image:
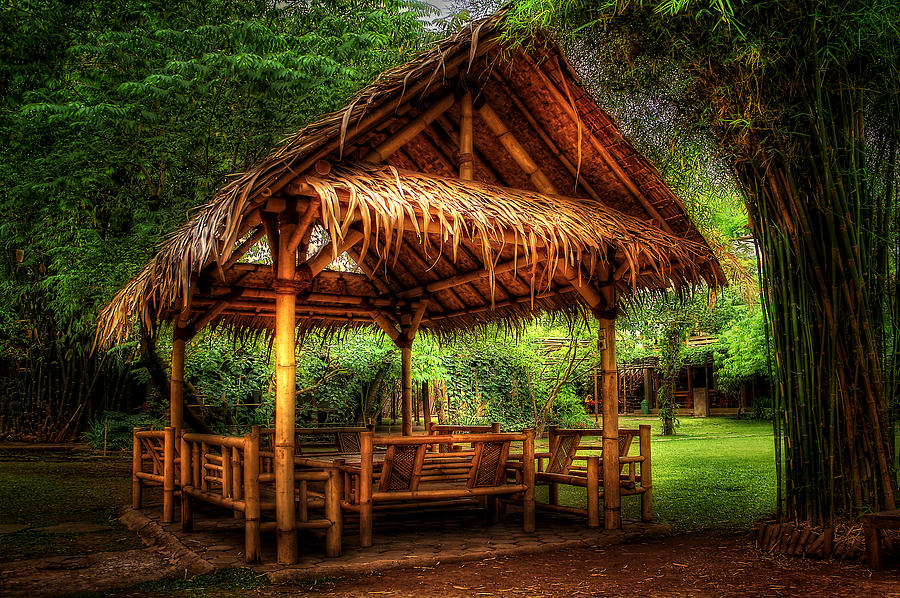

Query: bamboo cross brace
left=364, top=93, right=456, bottom=164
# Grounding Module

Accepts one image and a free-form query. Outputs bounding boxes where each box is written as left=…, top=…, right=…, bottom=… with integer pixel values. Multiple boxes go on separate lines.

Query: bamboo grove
left=505, top=0, right=900, bottom=523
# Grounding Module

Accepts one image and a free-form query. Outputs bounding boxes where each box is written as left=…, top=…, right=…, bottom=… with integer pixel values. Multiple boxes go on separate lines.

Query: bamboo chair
left=533, top=425, right=652, bottom=526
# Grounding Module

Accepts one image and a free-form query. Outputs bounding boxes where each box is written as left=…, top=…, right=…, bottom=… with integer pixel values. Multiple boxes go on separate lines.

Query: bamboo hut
left=97, top=11, right=724, bottom=564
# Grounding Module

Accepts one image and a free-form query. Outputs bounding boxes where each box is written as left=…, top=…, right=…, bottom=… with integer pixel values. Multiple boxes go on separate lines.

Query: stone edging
left=118, top=507, right=215, bottom=576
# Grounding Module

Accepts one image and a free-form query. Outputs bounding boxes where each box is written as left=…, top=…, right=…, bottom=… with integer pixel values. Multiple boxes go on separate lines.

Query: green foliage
left=0, top=0, right=434, bottom=437
left=82, top=411, right=159, bottom=452
left=506, top=0, right=900, bottom=521
left=714, top=304, right=768, bottom=396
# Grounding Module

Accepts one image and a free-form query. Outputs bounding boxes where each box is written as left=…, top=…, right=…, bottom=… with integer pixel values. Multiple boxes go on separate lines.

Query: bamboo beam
left=557, top=259, right=612, bottom=316
left=459, top=89, right=474, bottom=180
left=346, top=247, right=394, bottom=295
left=407, top=300, right=428, bottom=340
left=398, top=254, right=538, bottom=299
left=434, top=114, right=508, bottom=186
left=286, top=197, right=321, bottom=254
left=423, top=286, right=576, bottom=322
left=519, top=51, right=675, bottom=235
left=600, top=314, right=621, bottom=530
left=365, top=93, right=456, bottom=163
left=477, top=101, right=558, bottom=195
left=224, top=226, right=266, bottom=270
left=371, top=311, right=401, bottom=344
left=490, top=69, right=606, bottom=204
left=274, top=214, right=298, bottom=565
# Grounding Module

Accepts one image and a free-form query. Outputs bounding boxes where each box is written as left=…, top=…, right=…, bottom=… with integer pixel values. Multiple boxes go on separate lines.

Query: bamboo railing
left=131, top=427, right=179, bottom=523
left=180, top=427, right=343, bottom=562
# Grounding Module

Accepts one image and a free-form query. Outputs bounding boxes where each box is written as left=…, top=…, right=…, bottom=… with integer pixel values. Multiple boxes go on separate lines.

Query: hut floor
left=125, top=487, right=671, bottom=581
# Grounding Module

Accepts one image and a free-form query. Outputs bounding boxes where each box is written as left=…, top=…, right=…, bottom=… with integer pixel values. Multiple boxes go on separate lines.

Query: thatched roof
left=96, top=10, right=724, bottom=347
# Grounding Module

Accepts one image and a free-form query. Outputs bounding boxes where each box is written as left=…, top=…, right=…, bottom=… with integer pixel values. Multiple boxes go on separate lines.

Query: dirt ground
left=273, top=533, right=900, bottom=598
left=16, top=533, right=889, bottom=598
left=2, top=445, right=898, bottom=597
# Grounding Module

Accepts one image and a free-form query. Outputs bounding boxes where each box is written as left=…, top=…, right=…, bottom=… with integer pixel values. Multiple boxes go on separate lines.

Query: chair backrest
left=378, top=443, right=427, bottom=491
left=259, top=426, right=370, bottom=455
left=546, top=430, right=582, bottom=474
left=466, top=439, right=511, bottom=488
left=427, top=423, right=501, bottom=452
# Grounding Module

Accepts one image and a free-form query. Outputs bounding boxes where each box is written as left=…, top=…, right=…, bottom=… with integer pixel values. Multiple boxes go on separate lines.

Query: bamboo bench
left=532, top=425, right=652, bottom=526
left=335, top=430, right=535, bottom=548
left=131, top=427, right=179, bottom=523
left=180, top=429, right=343, bottom=562
left=260, top=425, right=372, bottom=455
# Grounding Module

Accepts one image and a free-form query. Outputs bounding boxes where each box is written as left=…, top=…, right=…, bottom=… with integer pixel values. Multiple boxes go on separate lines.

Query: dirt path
left=274, top=533, right=899, bottom=598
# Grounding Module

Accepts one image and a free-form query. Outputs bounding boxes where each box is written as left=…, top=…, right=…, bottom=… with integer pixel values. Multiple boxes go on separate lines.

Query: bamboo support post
left=586, top=455, right=600, bottom=528
left=163, top=426, right=176, bottom=523
left=244, top=428, right=261, bottom=563
left=232, top=447, right=243, bottom=519
left=400, top=345, right=413, bottom=436
left=325, top=462, right=343, bottom=558
left=359, top=431, right=374, bottom=547
left=422, top=380, right=432, bottom=428
left=600, top=317, right=621, bottom=529
left=132, top=428, right=142, bottom=510
left=523, top=428, right=535, bottom=533
left=181, top=433, right=193, bottom=532
left=170, top=324, right=187, bottom=435
left=639, top=424, right=653, bottom=522
left=274, top=213, right=299, bottom=564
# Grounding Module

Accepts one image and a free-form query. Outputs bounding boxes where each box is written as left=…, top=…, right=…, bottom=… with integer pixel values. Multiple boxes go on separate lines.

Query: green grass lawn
left=549, top=416, right=776, bottom=532
left=0, top=448, right=142, bottom=561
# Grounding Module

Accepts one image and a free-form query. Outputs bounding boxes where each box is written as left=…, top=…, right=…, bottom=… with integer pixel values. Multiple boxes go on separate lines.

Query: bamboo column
left=274, top=213, right=299, bottom=565
left=600, top=316, right=621, bottom=530
left=400, top=344, right=413, bottom=436
left=131, top=428, right=142, bottom=509
left=639, top=424, right=653, bottom=522
left=163, top=426, right=176, bottom=523
left=170, top=316, right=188, bottom=435
left=422, top=381, right=432, bottom=429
